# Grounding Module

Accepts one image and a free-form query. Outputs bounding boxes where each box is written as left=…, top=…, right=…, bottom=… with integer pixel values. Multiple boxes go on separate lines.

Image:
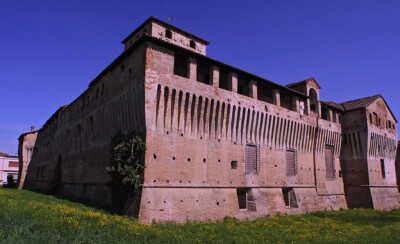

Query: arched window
left=309, top=88, right=318, bottom=113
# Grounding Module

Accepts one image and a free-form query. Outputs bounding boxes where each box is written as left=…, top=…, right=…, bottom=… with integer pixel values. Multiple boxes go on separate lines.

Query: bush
left=106, top=131, right=145, bottom=214
left=5, top=174, right=16, bottom=188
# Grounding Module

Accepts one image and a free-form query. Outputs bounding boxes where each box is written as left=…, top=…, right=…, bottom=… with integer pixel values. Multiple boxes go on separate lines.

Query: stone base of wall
left=370, top=187, right=400, bottom=210
left=62, top=183, right=112, bottom=209
left=344, top=186, right=374, bottom=209
left=138, top=187, right=347, bottom=224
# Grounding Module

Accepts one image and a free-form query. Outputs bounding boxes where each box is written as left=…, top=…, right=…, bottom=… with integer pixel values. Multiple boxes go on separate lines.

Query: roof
left=122, top=16, right=210, bottom=45
left=18, top=130, right=40, bottom=140
left=0, top=152, right=8, bottom=156
left=341, top=94, right=397, bottom=122
left=341, top=94, right=382, bottom=111
left=320, top=101, right=345, bottom=112
left=286, top=78, right=322, bottom=90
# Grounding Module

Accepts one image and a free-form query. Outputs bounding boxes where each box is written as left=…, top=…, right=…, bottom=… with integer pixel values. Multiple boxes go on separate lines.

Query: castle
left=22, top=17, right=399, bottom=223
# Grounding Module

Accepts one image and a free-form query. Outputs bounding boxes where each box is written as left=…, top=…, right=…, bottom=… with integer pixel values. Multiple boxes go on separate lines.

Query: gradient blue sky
left=1, top=0, right=399, bottom=155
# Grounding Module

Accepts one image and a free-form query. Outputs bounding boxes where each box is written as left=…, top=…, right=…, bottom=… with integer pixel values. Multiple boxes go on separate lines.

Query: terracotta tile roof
left=0, top=152, right=8, bottom=156
left=286, top=78, right=321, bottom=89
left=320, top=101, right=345, bottom=112
left=341, top=95, right=382, bottom=111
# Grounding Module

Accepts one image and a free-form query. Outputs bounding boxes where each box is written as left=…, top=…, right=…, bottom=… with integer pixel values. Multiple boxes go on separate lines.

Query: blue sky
left=0, top=0, right=399, bottom=155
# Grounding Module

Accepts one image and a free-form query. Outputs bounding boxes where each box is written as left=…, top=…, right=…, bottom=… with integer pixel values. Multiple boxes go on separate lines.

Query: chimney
left=31, top=126, right=35, bottom=132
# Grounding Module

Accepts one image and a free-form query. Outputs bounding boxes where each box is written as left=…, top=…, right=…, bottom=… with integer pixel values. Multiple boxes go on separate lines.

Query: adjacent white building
left=0, top=152, right=19, bottom=185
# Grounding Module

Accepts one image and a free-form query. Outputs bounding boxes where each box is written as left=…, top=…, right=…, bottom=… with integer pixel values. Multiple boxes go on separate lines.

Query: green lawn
left=1, top=187, right=400, bottom=243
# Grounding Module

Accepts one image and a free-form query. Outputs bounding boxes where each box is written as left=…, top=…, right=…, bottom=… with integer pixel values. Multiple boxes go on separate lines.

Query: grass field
left=1, top=188, right=400, bottom=243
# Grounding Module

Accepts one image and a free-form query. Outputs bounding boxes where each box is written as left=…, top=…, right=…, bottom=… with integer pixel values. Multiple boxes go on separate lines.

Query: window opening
left=309, top=88, right=318, bottom=113
left=381, top=159, right=386, bottom=178
left=196, top=61, right=210, bottom=84
left=257, top=81, right=274, bottom=104
left=373, top=113, right=378, bottom=126
left=173, top=53, right=188, bottom=78
left=237, top=189, right=256, bottom=211
left=231, top=161, right=238, bottom=169
left=219, top=69, right=229, bottom=90
left=237, top=189, right=247, bottom=209
left=237, top=76, right=250, bottom=97
left=282, top=188, right=298, bottom=208
left=299, top=101, right=305, bottom=115
left=280, top=92, right=293, bottom=111
left=165, top=29, right=172, bottom=39
left=189, top=40, right=195, bottom=48
left=321, top=107, right=329, bottom=121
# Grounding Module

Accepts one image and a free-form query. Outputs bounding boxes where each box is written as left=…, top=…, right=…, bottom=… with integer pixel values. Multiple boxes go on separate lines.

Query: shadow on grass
left=310, top=208, right=400, bottom=227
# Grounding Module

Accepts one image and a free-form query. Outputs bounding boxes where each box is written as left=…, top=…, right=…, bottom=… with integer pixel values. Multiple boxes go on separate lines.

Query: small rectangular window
left=165, top=29, right=172, bottom=39
left=369, top=113, right=373, bottom=124
left=8, top=161, right=19, bottom=167
left=381, top=159, right=386, bottom=178
left=338, top=115, right=342, bottom=124
left=325, top=145, right=335, bottom=179
left=286, top=149, right=297, bottom=176
left=332, top=112, right=337, bottom=123
left=189, top=40, right=196, bottom=48
left=373, top=113, right=378, bottom=126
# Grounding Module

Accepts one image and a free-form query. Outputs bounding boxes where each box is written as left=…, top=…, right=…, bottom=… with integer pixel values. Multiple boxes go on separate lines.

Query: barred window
left=237, top=189, right=247, bottom=209
left=286, top=149, right=297, bottom=176
left=325, top=145, right=335, bottom=179
left=237, top=188, right=257, bottom=211
left=282, top=188, right=298, bottom=208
